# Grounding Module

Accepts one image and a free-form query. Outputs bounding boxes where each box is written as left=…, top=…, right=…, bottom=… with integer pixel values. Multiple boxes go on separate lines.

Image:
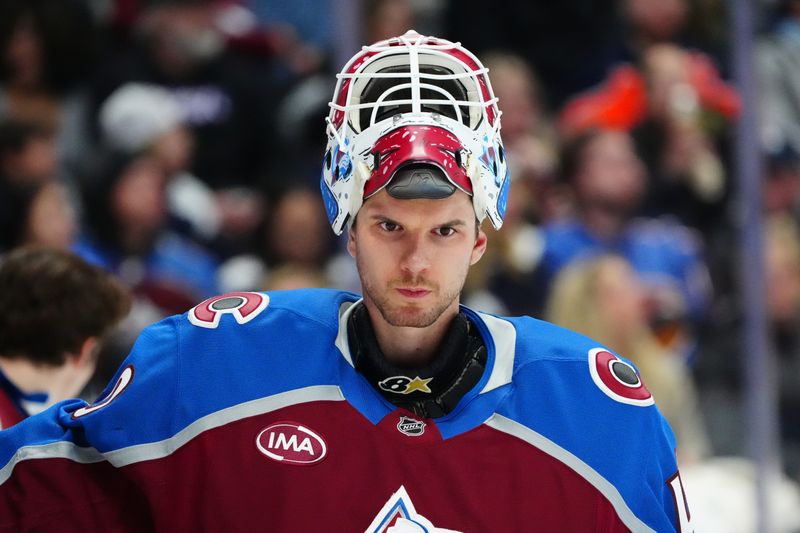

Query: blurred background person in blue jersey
left=531, top=128, right=711, bottom=358
left=74, top=151, right=220, bottom=315
left=0, top=247, right=131, bottom=429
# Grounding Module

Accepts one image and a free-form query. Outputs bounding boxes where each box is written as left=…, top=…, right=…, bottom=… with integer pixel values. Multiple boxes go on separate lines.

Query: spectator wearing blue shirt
left=536, top=128, right=710, bottom=352
left=74, top=152, right=219, bottom=315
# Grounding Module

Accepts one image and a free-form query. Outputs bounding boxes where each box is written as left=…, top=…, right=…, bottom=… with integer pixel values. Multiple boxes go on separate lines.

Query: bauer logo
left=256, top=422, right=328, bottom=465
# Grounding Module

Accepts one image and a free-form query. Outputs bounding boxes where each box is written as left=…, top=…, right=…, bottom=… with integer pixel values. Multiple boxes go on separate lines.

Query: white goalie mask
left=320, top=31, right=509, bottom=235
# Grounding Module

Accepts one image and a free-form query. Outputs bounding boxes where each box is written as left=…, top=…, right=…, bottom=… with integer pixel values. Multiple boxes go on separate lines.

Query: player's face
left=348, top=189, right=487, bottom=328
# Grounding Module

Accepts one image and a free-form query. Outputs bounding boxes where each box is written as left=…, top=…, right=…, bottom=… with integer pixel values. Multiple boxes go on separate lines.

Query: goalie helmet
left=320, top=30, right=509, bottom=235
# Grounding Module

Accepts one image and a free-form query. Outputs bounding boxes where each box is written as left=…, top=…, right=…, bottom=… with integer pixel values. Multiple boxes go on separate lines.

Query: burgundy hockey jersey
left=0, top=289, right=691, bottom=531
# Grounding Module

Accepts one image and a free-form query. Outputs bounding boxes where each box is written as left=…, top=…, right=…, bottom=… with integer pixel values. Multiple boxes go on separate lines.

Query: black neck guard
left=347, top=303, right=487, bottom=418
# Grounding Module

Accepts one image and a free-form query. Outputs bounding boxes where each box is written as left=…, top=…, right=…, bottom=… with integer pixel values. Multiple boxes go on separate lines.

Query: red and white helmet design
left=320, top=31, right=509, bottom=235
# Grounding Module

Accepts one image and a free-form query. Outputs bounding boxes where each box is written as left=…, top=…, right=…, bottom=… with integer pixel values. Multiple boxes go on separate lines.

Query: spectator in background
left=481, top=52, right=564, bottom=224
left=481, top=52, right=552, bottom=147
left=0, top=180, right=77, bottom=253
left=90, top=0, right=282, bottom=256
left=546, top=254, right=709, bottom=464
left=261, top=187, right=335, bottom=269
left=558, top=43, right=736, bottom=236
left=764, top=215, right=800, bottom=479
left=363, top=0, right=416, bottom=45
left=212, top=185, right=344, bottom=294
left=443, top=0, right=624, bottom=107
left=624, top=0, right=689, bottom=46
left=633, top=43, right=731, bottom=235
left=534, top=128, right=711, bottom=351
left=0, top=247, right=131, bottom=429
left=0, top=0, right=98, bottom=176
left=245, top=0, right=332, bottom=62
left=272, top=72, right=332, bottom=189
left=0, top=118, right=57, bottom=186
left=75, top=151, right=219, bottom=315
left=460, top=52, right=561, bottom=315
left=758, top=0, right=800, bottom=166
left=0, top=117, right=76, bottom=253
left=99, top=82, right=222, bottom=246
left=252, top=186, right=342, bottom=291
left=263, top=263, right=330, bottom=291
left=611, top=0, right=726, bottom=72
left=762, top=144, right=800, bottom=217
left=696, top=213, right=800, bottom=480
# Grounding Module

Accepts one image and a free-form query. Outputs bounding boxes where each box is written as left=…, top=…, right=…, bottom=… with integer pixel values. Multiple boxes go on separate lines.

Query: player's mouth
left=396, top=288, right=431, bottom=299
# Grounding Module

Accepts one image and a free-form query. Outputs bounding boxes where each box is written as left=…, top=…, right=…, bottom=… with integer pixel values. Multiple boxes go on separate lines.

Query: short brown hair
left=558, top=128, right=603, bottom=185
left=0, top=247, right=132, bottom=366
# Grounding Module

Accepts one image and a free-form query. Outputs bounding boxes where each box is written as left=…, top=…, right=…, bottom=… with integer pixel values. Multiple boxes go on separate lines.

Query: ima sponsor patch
left=255, top=421, right=327, bottom=465
left=189, top=292, right=269, bottom=329
left=588, top=348, right=654, bottom=406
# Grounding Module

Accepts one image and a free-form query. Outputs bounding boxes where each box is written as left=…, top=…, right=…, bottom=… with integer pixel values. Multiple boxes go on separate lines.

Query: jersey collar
left=334, top=299, right=516, bottom=397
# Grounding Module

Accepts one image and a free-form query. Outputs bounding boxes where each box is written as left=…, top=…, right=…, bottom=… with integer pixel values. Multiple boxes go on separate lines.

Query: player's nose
left=398, top=232, right=431, bottom=275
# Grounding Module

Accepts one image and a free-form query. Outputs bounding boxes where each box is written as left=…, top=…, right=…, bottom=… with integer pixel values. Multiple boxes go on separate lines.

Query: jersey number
left=668, top=471, right=693, bottom=532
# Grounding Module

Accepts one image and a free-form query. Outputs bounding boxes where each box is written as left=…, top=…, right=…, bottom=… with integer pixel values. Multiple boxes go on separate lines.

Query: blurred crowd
left=2, top=0, right=800, bottom=526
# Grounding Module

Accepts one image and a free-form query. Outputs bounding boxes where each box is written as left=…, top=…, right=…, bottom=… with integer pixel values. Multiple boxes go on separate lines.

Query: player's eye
left=379, top=221, right=400, bottom=232
left=435, top=226, right=456, bottom=237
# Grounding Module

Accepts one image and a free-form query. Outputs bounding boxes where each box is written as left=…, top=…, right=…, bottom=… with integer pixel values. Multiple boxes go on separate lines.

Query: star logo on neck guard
left=404, top=376, right=433, bottom=394
left=378, top=375, right=434, bottom=395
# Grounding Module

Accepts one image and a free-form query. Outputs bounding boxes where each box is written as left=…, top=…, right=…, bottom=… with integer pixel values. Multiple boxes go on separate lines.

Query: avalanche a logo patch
left=366, top=485, right=462, bottom=533
left=588, top=348, right=654, bottom=406
left=255, top=421, right=327, bottom=466
left=397, top=416, right=426, bottom=437
left=188, top=292, right=269, bottom=329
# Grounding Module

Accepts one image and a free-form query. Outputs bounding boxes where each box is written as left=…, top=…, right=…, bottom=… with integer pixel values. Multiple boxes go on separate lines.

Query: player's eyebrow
left=438, top=219, right=467, bottom=227
left=369, top=214, right=398, bottom=224
left=369, top=215, right=468, bottom=228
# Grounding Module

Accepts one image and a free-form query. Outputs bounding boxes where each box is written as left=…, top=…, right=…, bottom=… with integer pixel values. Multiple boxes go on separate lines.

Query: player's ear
left=347, top=222, right=357, bottom=258
left=470, top=227, right=488, bottom=266
left=74, top=337, right=99, bottom=368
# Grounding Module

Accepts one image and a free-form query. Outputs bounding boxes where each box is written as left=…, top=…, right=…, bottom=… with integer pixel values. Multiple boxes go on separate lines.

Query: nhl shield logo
left=397, top=416, right=425, bottom=437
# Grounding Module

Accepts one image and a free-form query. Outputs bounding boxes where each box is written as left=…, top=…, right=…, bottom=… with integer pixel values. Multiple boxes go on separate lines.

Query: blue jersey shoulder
left=151, top=288, right=360, bottom=428
left=495, top=314, right=679, bottom=531
left=503, top=314, right=599, bottom=366
left=0, top=289, right=360, bottom=458
left=499, top=313, right=669, bottom=433
left=183, top=288, right=357, bottom=334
